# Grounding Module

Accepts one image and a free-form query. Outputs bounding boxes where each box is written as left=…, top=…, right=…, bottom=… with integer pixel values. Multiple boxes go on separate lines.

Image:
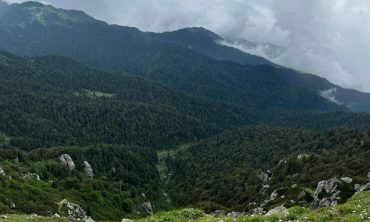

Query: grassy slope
left=135, top=191, right=370, bottom=222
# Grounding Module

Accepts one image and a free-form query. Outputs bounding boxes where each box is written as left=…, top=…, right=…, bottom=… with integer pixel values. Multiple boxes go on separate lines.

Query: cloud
left=4, top=0, right=370, bottom=92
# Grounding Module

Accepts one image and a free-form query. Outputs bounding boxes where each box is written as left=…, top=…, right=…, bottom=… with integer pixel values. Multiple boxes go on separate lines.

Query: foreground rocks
left=0, top=167, right=5, bottom=176
left=58, top=199, right=87, bottom=220
left=311, top=177, right=342, bottom=208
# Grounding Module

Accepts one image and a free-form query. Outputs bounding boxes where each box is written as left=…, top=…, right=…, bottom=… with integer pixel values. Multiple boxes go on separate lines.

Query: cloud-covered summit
left=3, top=0, right=370, bottom=92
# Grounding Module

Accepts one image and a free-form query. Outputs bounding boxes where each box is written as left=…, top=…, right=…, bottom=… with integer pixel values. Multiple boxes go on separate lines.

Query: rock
left=226, top=211, right=241, bottom=217
left=297, top=191, right=306, bottom=200
left=368, top=172, right=370, bottom=180
left=265, top=206, right=289, bottom=218
left=341, top=177, right=353, bottom=184
left=9, top=202, right=15, bottom=208
left=257, top=172, right=269, bottom=184
left=1, top=215, right=8, bottom=219
left=21, top=172, right=40, bottom=181
left=259, top=184, right=270, bottom=196
left=291, top=184, right=297, bottom=188
left=277, top=158, right=287, bottom=166
left=252, top=207, right=265, bottom=215
left=59, top=154, right=75, bottom=171
left=314, top=178, right=341, bottom=197
left=312, top=177, right=342, bottom=208
left=355, top=182, right=370, bottom=193
left=85, top=216, right=95, bottom=222
left=58, top=199, right=87, bottom=220
left=121, top=219, right=133, bottom=222
left=0, top=167, right=5, bottom=176
left=83, top=161, right=94, bottom=178
left=139, top=202, right=153, bottom=215
left=53, top=214, right=60, bottom=218
left=270, top=189, right=279, bottom=201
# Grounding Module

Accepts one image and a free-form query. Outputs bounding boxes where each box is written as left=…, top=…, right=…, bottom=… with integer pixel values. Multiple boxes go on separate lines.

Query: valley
left=0, top=1, right=369, bottom=221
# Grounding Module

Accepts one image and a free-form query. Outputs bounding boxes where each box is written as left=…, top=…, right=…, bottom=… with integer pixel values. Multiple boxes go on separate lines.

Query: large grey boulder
left=83, top=161, right=94, bottom=178
left=265, top=206, right=289, bottom=218
left=59, top=154, right=75, bottom=171
left=140, top=202, right=153, bottom=215
left=58, top=199, right=87, bottom=220
left=312, top=177, right=342, bottom=208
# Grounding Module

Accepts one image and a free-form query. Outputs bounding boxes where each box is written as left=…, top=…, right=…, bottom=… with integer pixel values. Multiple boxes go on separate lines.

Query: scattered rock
left=21, top=172, right=40, bottom=181
left=9, top=202, right=15, bottom=208
left=0, top=167, right=5, bottom=176
left=252, top=207, right=265, bottom=215
left=226, top=211, right=241, bottom=217
left=270, top=189, right=279, bottom=201
left=85, top=216, right=95, bottom=222
left=139, top=202, right=153, bottom=215
left=277, top=158, right=287, bottom=166
left=83, top=161, right=94, bottom=178
left=297, top=191, right=306, bottom=200
left=58, top=199, right=87, bottom=220
left=265, top=206, right=289, bottom=218
left=341, top=177, right=353, bottom=184
left=53, top=214, right=60, bottom=218
left=354, top=182, right=370, bottom=193
left=59, top=154, right=75, bottom=171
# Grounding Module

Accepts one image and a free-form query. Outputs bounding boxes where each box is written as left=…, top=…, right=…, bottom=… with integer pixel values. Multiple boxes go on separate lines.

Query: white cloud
left=3, top=0, right=370, bottom=92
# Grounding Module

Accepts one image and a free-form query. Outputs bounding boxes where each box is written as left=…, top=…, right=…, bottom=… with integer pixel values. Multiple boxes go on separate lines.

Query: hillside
left=0, top=1, right=370, bottom=111
left=166, top=127, right=370, bottom=212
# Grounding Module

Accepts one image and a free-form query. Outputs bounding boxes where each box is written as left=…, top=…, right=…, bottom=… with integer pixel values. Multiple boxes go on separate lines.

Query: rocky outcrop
left=140, top=202, right=153, bottom=215
left=58, top=199, right=87, bottom=220
left=83, top=161, right=94, bottom=178
left=21, top=172, right=40, bottom=181
left=257, top=172, right=270, bottom=184
left=59, top=154, right=75, bottom=171
left=0, top=167, right=5, bottom=176
left=312, top=177, right=341, bottom=208
left=341, top=177, right=353, bottom=184
left=265, top=206, right=289, bottom=218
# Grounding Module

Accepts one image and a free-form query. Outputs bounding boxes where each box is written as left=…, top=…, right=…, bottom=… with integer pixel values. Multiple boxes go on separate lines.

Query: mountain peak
left=0, top=1, right=94, bottom=27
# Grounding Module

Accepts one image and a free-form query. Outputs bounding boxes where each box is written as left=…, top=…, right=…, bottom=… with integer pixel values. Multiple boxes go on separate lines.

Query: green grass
left=0, top=214, right=68, bottom=222
left=135, top=191, right=370, bottom=222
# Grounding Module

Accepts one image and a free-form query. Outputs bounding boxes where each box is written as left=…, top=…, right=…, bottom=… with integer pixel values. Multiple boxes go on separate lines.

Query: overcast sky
left=5, top=0, right=370, bottom=92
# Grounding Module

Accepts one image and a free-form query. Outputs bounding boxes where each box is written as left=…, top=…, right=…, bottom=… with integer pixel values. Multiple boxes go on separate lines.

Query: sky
left=4, top=0, right=370, bottom=92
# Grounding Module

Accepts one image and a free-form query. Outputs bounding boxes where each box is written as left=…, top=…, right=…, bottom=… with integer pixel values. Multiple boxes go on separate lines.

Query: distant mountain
left=151, top=27, right=272, bottom=65
left=0, top=1, right=369, bottom=112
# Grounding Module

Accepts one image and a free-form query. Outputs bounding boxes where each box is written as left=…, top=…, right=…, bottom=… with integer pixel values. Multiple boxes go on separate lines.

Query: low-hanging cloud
left=4, top=0, right=370, bottom=92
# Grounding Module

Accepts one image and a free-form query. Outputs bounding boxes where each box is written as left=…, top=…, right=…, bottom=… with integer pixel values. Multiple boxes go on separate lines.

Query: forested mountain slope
left=0, top=1, right=370, bottom=112
left=167, top=127, right=370, bottom=212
